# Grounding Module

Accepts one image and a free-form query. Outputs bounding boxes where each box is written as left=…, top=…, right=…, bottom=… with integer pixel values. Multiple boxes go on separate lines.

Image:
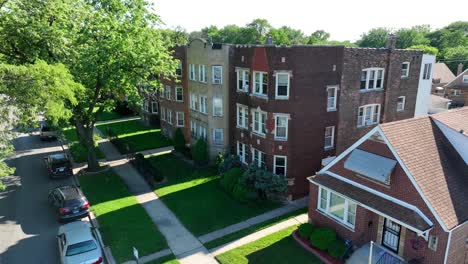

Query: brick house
left=308, top=107, right=468, bottom=264
left=431, top=63, right=455, bottom=97
left=444, top=67, right=468, bottom=108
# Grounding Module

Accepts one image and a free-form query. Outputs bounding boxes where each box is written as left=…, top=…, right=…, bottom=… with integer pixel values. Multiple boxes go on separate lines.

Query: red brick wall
left=446, top=222, right=468, bottom=264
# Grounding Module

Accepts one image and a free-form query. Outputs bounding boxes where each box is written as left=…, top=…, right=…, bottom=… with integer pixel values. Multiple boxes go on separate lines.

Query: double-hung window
left=212, top=65, right=222, bottom=84
left=422, top=63, right=432, bottom=80
left=274, top=114, right=288, bottom=140
left=151, top=102, right=158, bottom=114
left=165, top=85, right=172, bottom=100
left=401, top=62, right=410, bottom=78
left=253, top=71, right=268, bottom=97
left=274, top=155, right=287, bottom=176
left=237, top=142, right=248, bottom=164
left=275, top=72, right=290, bottom=99
left=142, top=100, right=149, bottom=112
left=175, top=87, right=183, bottom=102
left=237, top=69, right=250, bottom=92
left=176, top=112, right=184, bottom=127
left=326, top=85, right=338, bottom=111
left=397, top=96, right=406, bottom=111
left=176, top=61, right=182, bottom=77
left=324, top=126, right=335, bottom=149
left=252, top=109, right=267, bottom=135
left=160, top=107, right=166, bottom=121
left=360, top=68, right=384, bottom=90
left=199, top=96, right=207, bottom=113
left=252, top=148, right=266, bottom=168
left=167, top=110, right=173, bottom=125
left=189, top=64, right=196, bottom=80
left=198, top=126, right=207, bottom=139
left=357, top=104, right=380, bottom=127
left=213, top=97, right=223, bottom=117
left=318, top=187, right=357, bottom=228
left=237, top=104, right=249, bottom=128
left=452, top=89, right=461, bottom=96
left=190, top=93, right=198, bottom=110
left=199, top=65, right=207, bottom=83
left=190, top=121, right=196, bottom=136
left=213, top=128, right=223, bottom=144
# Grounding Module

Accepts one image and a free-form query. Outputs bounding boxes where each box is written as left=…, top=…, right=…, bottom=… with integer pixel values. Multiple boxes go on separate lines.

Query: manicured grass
left=205, top=207, right=308, bottom=249
left=149, top=153, right=280, bottom=236
left=79, top=171, right=168, bottom=263
left=96, top=119, right=172, bottom=153
left=216, top=226, right=322, bottom=264
left=145, top=255, right=180, bottom=264
left=61, top=127, right=104, bottom=163
left=96, top=110, right=124, bottom=121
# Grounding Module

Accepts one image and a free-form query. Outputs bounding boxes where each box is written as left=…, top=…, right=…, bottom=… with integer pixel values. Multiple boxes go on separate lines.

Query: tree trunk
left=75, top=119, right=100, bottom=171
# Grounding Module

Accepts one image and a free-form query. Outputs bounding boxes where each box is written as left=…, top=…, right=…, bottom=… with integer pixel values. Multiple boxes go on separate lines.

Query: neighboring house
left=431, top=63, right=455, bottom=96
left=308, top=107, right=468, bottom=264
left=444, top=67, right=468, bottom=107
left=428, top=95, right=451, bottom=114
left=414, top=55, right=436, bottom=117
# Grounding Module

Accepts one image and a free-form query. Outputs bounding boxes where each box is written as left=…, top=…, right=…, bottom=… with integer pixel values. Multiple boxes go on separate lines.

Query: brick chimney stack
left=386, top=34, right=397, bottom=50
left=457, top=63, right=464, bottom=76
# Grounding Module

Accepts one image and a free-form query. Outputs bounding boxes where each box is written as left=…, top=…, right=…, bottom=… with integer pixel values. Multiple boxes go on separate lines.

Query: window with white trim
left=213, top=128, right=223, bottom=144
left=275, top=72, right=290, bottom=99
left=422, top=63, right=432, bottom=80
left=237, top=104, right=248, bottom=128
left=213, top=97, right=223, bottom=117
left=167, top=110, right=173, bottom=125
left=190, top=93, right=198, bottom=110
left=189, top=64, right=196, bottom=81
left=199, top=65, right=207, bottom=83
left=160, top=107, right=166, bottom=121
left=212, top=65, right=222, bottom=84
left=401, top=62, right=410, bottom=78
left=463, top=75, right=468, bottom=83
left=252, top=148, right=266, bottom=168
left=327, top=86, right=338, bottom=111
left=199, top=96, right=207, bottom=113
left=237, top=69, right=250, bottom=92
left=165, top=85, right=171, bottom=100
left=324, top=126, right=335, bottom=149
left=357, top=104, right=381, bottom=127
left=151, top=102, right=158, bottom=113
left=198, top=126, right=207, bottom=139
left=452, top=89, right=461, bottom=96
left=397, top=96, right=406, bottom=111
left=237, top=142, right=248, bottom=164
left=274, top=114, right=288, bottom=140
left=318, top=187, right=357, bottom=228
left=428, top=235, right=438, bottom=251
left=190, top=120, right=196, bottom=136
left=253, top=71, right=268, bottom=96
left=274, top=155, right=287, bottom=176
left=142, top=100, right=149, bottom=112
left=160, top=88, right=165, bottom=98
left=176, top=112, right=184, bottom=127
left=176, top=61, right=182, bottom=77
left=252, top=109, right=267, bottom=135
left=360, top=68, right=384, bottom=90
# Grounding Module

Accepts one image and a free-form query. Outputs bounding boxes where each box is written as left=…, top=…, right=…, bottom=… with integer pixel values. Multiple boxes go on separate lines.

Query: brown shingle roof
left=445, top=69, right=468, bottom=89
left=433, top=63, right=456, bottom=84
left=380, top=112, right=468, bottom=230
left=311, top=174, right=432, bottom=231
left=431, top=107, right=468, bottom=135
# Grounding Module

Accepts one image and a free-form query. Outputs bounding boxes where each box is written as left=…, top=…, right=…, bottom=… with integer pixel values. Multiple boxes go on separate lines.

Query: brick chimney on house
left=385, top=34, right=397, bottom=50
left=457, top=63, right=464, bottom=76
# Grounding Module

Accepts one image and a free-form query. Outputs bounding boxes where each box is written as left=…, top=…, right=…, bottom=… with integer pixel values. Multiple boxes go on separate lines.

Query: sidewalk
left=95, top=115, right=141, bottom=125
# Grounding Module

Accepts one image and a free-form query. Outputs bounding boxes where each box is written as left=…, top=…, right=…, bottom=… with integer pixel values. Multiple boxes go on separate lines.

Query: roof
left=432, top=63, right=456, bottom=84
left=59, top=221, right=93, bottom=244
left=445, top=68, right=468, bottom=89
left=311, top=174, right=432, bottom=232
left=49, top=153, right=67, bottom=160
left=344, top=149, right=397, bottom=184
left=57, top=185, right=84, bottom=200
left=380, top=110, right=468, bottom=229
left=431, top=94, right=452, bottom=104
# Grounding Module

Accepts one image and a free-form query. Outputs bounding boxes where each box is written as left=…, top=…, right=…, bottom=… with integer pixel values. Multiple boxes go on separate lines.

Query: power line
left=436, top=59, right=468, bottom=62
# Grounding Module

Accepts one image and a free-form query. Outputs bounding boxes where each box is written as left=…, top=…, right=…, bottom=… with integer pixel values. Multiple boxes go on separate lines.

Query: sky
left=150, top=0, right=468, bottom=41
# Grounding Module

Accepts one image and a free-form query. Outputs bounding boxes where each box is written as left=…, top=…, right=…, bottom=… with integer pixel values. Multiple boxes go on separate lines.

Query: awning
left=344, top=149, right=397, bottom=184
left=310, top=174, right=433, bottom=233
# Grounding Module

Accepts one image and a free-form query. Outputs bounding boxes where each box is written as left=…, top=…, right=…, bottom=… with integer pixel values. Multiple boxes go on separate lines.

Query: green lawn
left=145, top=255, right=180, bottom=264
left=79, top=171, right=168, bottom=263
left=216, top=226, right=322, bottom=264
left=61, top=127, right=104, bottom=163
left=96, top=110, right=124, bottom=121
left=149, top=153, right=280, bottom=236
left=96, top=119, right=172, bottom=153
left=205, top=207, right=307, bottom=249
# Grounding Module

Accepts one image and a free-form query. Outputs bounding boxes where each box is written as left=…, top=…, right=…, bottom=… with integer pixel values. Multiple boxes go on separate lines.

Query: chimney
left=385, top=34, right=397, bottom=50
left=265, top=36, right=273, bottom=45
left=457, top=63, right=464, bottom=76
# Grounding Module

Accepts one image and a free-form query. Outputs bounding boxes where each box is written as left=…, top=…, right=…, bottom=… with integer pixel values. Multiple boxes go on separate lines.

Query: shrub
left=309, top=227, right=336, bottom=251
left=232, top=183, right=258, bottom=203
left=131, top=153, right=163, bottom=183
left=191, top=138, right=208, bottom=165
left=173, top=128, right=186, bottom=152
left=220, top=167, right=244, bottom=192
left=217, top=153, right=241, bottom=174
left=297, top=223, right=314, bottom=239
left=114, top=100, right=134, bottom=116
left=238, top=164, right=288, bottom=201
left=328, top=239, right=348, bottom=259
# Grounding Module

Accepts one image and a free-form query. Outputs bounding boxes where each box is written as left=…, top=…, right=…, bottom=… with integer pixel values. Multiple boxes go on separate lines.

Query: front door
left=382, top=218, right=401, bottom=253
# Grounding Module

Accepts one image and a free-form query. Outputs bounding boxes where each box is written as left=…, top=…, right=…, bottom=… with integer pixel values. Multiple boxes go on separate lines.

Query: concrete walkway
left=198, top=197, right=308, bottom=244
left=210, top=213, right=308, bottom=256
left=95, top=115, right=141, bottom=125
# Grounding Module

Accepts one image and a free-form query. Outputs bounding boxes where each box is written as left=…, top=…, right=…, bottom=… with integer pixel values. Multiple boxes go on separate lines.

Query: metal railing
left=376, top=252, right=406, bottom=264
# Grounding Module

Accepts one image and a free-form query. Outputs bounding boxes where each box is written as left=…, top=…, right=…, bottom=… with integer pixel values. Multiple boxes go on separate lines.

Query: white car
left=57, top=221, right=104, bottom=264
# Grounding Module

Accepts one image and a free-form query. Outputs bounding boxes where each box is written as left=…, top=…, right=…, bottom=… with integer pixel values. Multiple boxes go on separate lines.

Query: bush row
left=131, top=153, right=164, bottom=184
left=297, top=223, right=348, bottom=259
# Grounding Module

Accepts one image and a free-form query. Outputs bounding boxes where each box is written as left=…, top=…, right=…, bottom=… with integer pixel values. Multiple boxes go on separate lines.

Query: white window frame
left=236, top=104, right=249, bottom=129
left=212, top=128, right=223, bottom=145
left=175, top=86, right=183, bottom=102
left=190, top=93, right=197, bottom=110
left=142, top=100, right=149, bottom=112
left=452, top=89, right=461, bottom=96
left=160, top=107, right=166, bottom=121
left=401, top=62, right=410, bottom=78
left=190, top=120, right=196, bottom=136
left=357, top=104, right=381, bottom=128
left=176, top=112, right=184, bottom=127
left=212, top=97, right=223, bottom=117
left=397, top=96, right=406, bottom=112
left=167, top=110, right=173, bottom=125
left=275, top=72, right=290, bottom=99
left=253, top=71, right=268, bottom=97
left=422, top=63, right=432, bottom=80
left=237, top=69, right=250, bottom=92
left=252, top=148, right=266, bottom=168
left=428, top=235, right=438, bottom=251
left=324, top=126, right=335, bottom=150
left=252, top=109, right=267, bottom=136
left=237, top=141, right=248, bottom=164
left=165, top=85, right=172, bottom=100
left=273, top=155, right=287, bottom=176
left=360, top=68, right=385, bottom=90
left=212, top=65, right=223, bottom=84
left=199, top=96, right=207, bottom=114
left=198, top=65, right=207, bottom=83
left=198, top=126, right=207, bottom=139
left=326, top=85, right=338, bottom=112
left=151, top=101, right=158, bottom=114
left=176, top=61, right=182, bottom=77
left=463, top=75, right=468, bottom=83
left=274, top=113, right=289, bottom=141
left=317, top=187, right=356, bottom=229
left=189, top=64, right=196, bottom=81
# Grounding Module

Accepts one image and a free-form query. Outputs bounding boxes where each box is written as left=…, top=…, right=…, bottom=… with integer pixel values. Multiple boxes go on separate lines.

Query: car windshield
left=51, top=160, right=69, bottom=168
left=66, top=240, right=97, bottom=256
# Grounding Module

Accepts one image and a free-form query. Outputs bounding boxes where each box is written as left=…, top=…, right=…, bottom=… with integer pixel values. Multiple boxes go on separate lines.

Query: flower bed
left=292, top=229, right=344, bottom=264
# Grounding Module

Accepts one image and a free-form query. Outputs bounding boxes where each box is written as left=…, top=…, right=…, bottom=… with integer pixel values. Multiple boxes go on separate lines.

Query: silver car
left=57, top=221, right=104, bottom=264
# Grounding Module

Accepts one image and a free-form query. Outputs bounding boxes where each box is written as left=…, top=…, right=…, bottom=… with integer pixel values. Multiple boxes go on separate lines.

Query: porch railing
left=376, top=252, right=406, bottom=264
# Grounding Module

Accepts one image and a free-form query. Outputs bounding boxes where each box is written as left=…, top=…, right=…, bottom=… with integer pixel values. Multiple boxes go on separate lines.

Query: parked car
left=48, top=185, right=90, bottom=222
left=40, top=124, right=58, bottom=141
left=57, top=221, right=103, bottom=264
left=44, top=153, right=73, bottom=178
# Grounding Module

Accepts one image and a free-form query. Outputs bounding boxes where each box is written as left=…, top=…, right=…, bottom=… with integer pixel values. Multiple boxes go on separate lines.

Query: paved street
left=0, top=133, right=73, bottom=264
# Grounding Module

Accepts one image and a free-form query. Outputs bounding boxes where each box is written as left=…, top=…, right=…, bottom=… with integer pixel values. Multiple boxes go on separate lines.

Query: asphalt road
left=0, top=133, right=74, bottom=264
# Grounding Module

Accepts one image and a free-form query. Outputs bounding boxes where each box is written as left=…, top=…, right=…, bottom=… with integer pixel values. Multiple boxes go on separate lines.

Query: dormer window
left=344, top=149, right=397, bottom=185
left=360, top=68, right=384, bottom=90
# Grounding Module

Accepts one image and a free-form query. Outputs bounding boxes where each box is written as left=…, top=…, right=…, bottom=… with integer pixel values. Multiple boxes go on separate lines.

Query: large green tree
left=356, top=27, right=391, bottom=48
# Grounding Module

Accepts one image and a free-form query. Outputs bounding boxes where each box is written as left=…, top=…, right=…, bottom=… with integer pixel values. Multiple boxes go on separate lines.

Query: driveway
left=0, top=133, right=74, bottom=264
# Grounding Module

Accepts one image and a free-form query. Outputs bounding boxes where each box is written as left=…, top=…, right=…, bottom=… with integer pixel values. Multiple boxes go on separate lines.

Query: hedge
left=309, top=227, right=336, bottom=251
left=220, top=167, right=244, bottom=192
left=328, top=239, right=348, bottom=259
left=297, top=223, right=314, bottom=239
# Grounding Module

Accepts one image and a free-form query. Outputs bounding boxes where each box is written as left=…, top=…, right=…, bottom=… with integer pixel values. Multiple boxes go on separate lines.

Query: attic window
left=344, top=149, right=397, bottom=184
left=463, top=75, right=468, bottom=83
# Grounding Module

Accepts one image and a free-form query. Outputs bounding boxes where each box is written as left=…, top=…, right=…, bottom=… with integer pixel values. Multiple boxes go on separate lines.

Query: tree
left=307, top=30, right=331, bottom=44
left=160, top=26, right=189, bottom=46
left=427, top=21, right=468, bottom=57
left=270, top=26, right=306, bottom=45
left=246, top=18, right=272, bottom=44
left=357, top=27, right=391, bottom=48
left=173, top=128, right=185, bottom=152
left=443, top=46, right=468, bottom=73
left=407, top=45, right=439, bottom=56
left=395, top=25, right=431, bottom=49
